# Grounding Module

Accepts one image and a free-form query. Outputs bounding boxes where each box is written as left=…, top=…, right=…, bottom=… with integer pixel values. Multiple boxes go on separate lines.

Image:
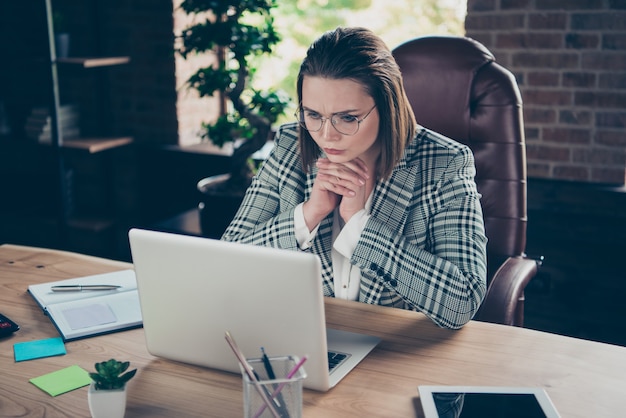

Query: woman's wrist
left=302, top=200, right=330, bottom=231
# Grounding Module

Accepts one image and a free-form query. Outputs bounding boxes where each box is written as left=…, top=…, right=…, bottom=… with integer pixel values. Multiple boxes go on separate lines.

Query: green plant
left=89, top=359, right=137, bottom=390
left=177, top=0, right=291, bottom=192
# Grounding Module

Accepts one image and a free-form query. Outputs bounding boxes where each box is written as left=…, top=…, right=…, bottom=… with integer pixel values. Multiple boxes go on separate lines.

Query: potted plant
left=177, top=0, right=291, bottom=237
left=87, top=358, right=137, bottom=418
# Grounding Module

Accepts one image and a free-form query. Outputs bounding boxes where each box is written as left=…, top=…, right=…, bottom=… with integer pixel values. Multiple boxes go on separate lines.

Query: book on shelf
left=29, top=126, right=81, bottom=144
left=24, top=104, right=81, bottom=143
left=30, top=104, right=79, bottom=118
left=25, top=112, right=80, bottom=130
left=27, top=269, right=143, bottom=341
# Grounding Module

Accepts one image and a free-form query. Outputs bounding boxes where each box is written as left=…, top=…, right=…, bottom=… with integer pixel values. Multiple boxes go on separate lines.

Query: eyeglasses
left=295, top=104, right=376, bottom=136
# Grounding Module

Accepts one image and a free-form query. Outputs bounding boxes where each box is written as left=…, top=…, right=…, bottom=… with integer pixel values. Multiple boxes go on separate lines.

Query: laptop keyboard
left=328, top=350, right=351, bottom=373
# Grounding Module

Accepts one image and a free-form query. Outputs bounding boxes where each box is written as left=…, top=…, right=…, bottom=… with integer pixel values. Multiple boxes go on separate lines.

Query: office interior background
left=0, top=1, right=624, bottom=347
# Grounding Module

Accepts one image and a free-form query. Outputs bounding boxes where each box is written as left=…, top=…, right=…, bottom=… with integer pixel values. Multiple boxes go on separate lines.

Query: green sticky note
left=14, top=337, right=66, bottom=362
left=30, top=365, right=92, bottom=397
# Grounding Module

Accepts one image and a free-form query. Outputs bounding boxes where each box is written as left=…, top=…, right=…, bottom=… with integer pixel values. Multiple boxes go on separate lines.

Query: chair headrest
left=393, top=36, right=494, bottom=73
left=392, top=36, right=496, bottom=142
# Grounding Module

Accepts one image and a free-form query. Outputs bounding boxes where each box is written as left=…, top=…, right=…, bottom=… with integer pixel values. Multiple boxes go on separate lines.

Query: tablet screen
left=418, top=386, right=561, bottom=418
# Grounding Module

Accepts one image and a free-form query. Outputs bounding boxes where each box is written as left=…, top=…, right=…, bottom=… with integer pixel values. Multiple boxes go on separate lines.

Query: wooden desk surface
left=1, top=244, right=625, bottom=417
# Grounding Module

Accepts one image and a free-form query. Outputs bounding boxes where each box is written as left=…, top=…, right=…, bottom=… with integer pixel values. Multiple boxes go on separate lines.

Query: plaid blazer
left=222, top=122, right=487, bottom=329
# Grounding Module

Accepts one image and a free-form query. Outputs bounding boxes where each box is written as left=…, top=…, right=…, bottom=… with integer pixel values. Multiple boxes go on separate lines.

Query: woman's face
left=301, top=76, right=380, bottom=164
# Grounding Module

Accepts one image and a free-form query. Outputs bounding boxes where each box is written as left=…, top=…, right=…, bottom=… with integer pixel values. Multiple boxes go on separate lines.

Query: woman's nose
left=320, top=118, right=340, bottom=140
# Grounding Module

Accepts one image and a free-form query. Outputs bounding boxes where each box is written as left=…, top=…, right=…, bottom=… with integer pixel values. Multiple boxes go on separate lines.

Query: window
left=174, top=0, right=467, bottom=146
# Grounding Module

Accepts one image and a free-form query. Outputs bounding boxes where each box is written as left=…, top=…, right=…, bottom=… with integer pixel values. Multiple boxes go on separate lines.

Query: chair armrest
left=477, top=256, right=540, bottom=326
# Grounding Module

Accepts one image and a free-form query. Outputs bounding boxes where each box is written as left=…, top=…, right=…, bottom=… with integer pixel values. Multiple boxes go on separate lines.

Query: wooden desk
left=1, top=244, right=625, bottom=417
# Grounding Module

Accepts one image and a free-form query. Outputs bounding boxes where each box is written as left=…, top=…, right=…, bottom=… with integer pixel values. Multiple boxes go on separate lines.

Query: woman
left=222, top=27, right=487, bottom=329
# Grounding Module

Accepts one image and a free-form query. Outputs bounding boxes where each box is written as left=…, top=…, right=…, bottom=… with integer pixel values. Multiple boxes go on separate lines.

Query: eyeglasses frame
left=295, top=104, right=377, bottom=136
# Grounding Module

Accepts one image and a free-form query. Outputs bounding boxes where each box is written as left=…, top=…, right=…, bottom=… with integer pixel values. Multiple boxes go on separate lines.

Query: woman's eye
left=306, top=112, right=322, bottom=120
left=338, top=114, right=358, bottom=123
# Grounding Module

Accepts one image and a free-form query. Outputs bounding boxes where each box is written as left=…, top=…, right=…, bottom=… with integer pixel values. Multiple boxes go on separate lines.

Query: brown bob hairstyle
left=296, top=27, right=416, bottom=180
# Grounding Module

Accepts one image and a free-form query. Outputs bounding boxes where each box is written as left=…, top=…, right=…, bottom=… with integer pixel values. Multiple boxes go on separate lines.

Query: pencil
left=253, top=355, right=308, bottom=418
left=224, top=332, right=281, bottom=418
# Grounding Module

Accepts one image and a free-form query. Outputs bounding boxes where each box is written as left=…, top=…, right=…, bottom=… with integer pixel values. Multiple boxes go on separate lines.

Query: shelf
left=1, top=137, right=133, bottom=155
left=60, top=137, right=133, bottom=153
left=56, top=56, right=130, bottom=68
left=67, top=216, right=116, bottom=233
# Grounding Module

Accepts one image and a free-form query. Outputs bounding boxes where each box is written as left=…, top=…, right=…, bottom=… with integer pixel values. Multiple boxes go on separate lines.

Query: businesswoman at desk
left=222, top=27, right=487, bottom=330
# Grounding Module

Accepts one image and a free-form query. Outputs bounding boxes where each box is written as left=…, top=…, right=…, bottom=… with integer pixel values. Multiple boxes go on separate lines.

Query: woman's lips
left=324, top=148, right=344, bottom=155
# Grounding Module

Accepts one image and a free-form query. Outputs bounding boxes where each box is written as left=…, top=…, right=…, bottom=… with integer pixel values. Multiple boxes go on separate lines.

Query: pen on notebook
left=253, top=355, right=308, bottom=418
left=51, top=284, right=121, bottom=292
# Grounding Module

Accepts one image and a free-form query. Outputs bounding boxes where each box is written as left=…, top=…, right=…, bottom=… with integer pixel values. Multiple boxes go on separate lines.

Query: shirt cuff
left=333, top=209, right=370, bottom=258
left=294, top=203, right=319, bottom=250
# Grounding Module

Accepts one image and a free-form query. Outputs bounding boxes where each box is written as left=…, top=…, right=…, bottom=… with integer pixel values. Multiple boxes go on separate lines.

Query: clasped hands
left=302, top=157, right=371, bottom=231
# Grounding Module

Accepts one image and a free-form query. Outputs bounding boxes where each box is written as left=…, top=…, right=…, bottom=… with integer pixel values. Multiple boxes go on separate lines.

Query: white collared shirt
left=294, top=193, right=373, bottom=300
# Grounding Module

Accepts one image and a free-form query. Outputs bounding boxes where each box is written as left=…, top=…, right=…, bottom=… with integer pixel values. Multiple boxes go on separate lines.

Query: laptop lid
left=128, top=228, right=379, bottom=392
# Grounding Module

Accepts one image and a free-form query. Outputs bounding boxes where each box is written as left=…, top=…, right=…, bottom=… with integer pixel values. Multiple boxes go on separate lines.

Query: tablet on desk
left=418, top=386, right=561, bottom=418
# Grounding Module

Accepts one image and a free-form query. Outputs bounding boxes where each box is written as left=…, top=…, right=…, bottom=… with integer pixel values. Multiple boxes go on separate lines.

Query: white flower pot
left=88, top=382, right=127, bottom=418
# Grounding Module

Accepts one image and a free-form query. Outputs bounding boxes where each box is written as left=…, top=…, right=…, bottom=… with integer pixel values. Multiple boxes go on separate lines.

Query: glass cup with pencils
left=242, top=352, right=307, bottom=418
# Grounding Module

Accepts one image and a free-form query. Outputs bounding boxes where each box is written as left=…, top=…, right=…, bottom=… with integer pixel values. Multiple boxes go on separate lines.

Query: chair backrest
left=392, top=36, right=528, bottom=281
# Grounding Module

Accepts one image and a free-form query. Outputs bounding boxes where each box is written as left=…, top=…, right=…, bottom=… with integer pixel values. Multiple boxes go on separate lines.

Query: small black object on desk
left=0, top=313, right=19, bottom=337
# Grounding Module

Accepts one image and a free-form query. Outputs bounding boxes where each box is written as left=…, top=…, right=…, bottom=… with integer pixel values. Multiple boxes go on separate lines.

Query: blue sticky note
left=14, top=337, right=67, bottom=362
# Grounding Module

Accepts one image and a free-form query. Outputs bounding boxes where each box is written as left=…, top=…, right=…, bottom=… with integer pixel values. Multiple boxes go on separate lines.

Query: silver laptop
left=128, top=228, right=380, bottom=392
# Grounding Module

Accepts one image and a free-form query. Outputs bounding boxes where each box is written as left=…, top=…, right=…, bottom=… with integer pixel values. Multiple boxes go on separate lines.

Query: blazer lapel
left=359, top=151, right=417, bottom=306
left=369, top=154, right=416, bottom=234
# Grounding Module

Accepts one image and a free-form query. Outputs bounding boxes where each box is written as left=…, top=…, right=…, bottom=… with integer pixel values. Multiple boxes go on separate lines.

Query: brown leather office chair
left=393, top=36, right=541, bottom=327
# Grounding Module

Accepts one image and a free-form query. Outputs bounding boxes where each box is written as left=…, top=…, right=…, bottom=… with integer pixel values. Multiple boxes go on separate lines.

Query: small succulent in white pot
left=88, top=358, right=137, bottom=418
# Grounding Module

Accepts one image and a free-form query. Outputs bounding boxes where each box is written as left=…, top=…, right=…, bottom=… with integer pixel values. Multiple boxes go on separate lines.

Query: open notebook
left=27, top=270, right=142, bottom=341
left=128, top=228, right=380, bottom=392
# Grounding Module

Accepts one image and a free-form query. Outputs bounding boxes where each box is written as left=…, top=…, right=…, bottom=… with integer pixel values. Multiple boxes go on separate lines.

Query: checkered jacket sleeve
left=223, top=122, right=487, bottom=329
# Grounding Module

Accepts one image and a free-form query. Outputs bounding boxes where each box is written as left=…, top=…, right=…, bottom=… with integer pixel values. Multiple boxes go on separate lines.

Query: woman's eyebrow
left=301, top=105, right=360, bottom=114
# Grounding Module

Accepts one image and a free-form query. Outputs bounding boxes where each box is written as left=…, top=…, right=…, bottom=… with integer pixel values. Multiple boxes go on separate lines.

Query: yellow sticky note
left=30, top=365, right=92, bottom=396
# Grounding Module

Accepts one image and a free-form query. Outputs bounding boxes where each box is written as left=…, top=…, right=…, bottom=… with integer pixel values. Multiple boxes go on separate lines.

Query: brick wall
left=466, top=0, right=626, bottom=185
left=103, top=0, right=180, bottom=146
